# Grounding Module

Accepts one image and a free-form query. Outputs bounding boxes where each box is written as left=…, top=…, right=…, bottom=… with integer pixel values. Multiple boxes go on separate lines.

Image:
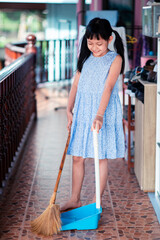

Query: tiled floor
left=0, top=86, right=160, bottom=240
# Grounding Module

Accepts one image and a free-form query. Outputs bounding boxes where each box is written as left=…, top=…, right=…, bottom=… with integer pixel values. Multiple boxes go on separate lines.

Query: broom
left=31, top=132, right=71, bottom=236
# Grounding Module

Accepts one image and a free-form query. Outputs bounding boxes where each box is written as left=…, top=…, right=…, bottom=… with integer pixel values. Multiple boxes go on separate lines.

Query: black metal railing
left=0, top=36, right=37, bottom=189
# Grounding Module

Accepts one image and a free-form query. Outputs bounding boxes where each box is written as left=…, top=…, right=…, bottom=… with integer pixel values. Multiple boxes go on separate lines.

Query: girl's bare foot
left=60, top=199, right=82, bottom=212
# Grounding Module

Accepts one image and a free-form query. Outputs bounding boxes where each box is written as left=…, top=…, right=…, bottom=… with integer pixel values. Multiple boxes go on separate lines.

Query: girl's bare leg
left=92, top=158, right=108, bottom=205
left=60, top=156, right=85, bottom=211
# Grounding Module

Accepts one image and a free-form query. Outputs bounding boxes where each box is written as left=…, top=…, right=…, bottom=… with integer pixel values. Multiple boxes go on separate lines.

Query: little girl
left=61, top=17, right=125, bottom=211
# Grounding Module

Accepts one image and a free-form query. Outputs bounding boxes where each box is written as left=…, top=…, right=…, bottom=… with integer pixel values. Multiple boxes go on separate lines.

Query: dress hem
left=67, top=152, right=124, bottom=160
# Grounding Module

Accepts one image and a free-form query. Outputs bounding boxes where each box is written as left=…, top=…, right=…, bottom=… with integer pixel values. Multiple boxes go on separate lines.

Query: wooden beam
left=0, top=3, right=46, bottom=10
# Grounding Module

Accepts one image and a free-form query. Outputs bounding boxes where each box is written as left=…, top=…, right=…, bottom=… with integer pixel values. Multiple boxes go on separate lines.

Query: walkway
left=0, top=86, right=160, bottom=240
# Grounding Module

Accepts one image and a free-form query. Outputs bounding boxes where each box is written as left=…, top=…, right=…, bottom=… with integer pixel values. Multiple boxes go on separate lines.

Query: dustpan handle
left=93, top=128, right=100, bottom=209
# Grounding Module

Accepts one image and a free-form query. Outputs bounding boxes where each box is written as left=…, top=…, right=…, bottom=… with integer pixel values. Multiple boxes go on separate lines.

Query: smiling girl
left=61, top=17, right=125, bottom=211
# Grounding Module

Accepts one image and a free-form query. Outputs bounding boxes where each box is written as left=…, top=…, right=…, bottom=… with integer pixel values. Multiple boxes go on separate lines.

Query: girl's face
left=87, top=35, right=112, bottom=57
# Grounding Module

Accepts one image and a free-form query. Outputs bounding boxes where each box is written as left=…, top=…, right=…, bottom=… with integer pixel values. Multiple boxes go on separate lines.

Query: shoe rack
left=122, top=76, right=135, bottom=173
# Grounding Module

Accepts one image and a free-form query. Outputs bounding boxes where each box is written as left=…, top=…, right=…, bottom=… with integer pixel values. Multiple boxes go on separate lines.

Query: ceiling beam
left=0, top=3, right=46, bottom=10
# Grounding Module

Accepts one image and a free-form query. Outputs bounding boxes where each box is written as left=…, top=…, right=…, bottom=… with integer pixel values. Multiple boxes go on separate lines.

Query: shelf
left=134, top=80, right=157, bottom=191
left=138, top=79, right=157, bottom=86
left=122, top=76, right=135, bottom=173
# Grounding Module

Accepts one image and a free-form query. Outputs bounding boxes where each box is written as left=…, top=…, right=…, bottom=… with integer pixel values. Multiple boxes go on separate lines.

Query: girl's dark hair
left=77, top=17, right=125, bottom=74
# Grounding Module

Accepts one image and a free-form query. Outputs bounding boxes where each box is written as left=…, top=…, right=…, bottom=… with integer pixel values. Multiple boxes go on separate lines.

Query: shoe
left=131, top=73, right=141, bottom=82
left=124, top=67, right=142, bottom=83
left=147, top=71, right=157, bottom=83
left=135, top=90, right=144, bottom=103
left=125, top=89, right=132, bottom=95
left=140, top=68, right=149, bottom=81
left=125, top=80, right=133, bottom=95
left=130, top=66, right=142, bottom=82
left=130, top=92, right=135, bottom=97
left=131, top=82, right=144, bottom=92
left=124, top=70, right=132, bottom=83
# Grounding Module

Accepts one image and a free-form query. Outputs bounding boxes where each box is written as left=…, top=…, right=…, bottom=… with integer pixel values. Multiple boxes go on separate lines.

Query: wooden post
left=90, top=0, right=103, bottom=11
left=25, top=34, right=37, bottom=119
left=25, top=34, right=37, bottom=54
left=77, top=0, right=85, bottom=29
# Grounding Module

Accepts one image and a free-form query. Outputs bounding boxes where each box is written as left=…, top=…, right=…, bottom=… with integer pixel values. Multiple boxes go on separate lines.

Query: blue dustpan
left=61, top=128, right=102, bottom=231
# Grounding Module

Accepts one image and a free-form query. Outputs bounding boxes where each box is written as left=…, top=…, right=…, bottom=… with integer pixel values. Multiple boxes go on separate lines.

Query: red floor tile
left=0, top=87, right=160, bottom=240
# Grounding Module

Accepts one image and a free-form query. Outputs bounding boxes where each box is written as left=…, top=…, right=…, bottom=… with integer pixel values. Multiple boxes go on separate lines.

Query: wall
left=46, top=3, right=77, bottom=39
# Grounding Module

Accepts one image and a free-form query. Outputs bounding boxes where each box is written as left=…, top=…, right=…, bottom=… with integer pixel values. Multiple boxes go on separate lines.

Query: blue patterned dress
left=67, top=51, right=125, bottom=159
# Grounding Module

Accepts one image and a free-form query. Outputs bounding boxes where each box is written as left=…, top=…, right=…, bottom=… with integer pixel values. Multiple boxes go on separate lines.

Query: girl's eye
left=97, top=42, right=102, bottom=46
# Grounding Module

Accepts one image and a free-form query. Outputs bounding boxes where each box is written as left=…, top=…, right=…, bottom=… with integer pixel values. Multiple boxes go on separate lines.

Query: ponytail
left=112, top=30, right=125, bottom=74
left=77, top=35, right=91, bottom=72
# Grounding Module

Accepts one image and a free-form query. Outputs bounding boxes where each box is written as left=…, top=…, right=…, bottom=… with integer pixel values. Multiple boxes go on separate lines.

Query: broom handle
left=93, top=127, right=101, bottom=209
left=50, top=132, right=71, bottom=205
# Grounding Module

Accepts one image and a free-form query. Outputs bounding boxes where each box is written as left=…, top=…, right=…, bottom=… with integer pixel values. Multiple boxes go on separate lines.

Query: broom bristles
left=31, top=204, right=61, bottom=236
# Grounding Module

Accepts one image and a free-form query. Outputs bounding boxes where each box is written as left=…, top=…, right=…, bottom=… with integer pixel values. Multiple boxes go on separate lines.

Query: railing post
left=25, top=34, right=37, bottom=54
left=25, top=34, right=37, bottom=120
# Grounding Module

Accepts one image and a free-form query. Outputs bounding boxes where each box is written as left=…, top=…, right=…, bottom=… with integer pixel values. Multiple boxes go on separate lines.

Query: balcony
left=0, top=35, right=160, bottom=239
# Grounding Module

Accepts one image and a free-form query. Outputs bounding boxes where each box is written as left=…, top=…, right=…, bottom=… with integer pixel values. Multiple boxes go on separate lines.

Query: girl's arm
left=67, top=71, right=81, bottom=131
left=92, top=55, right=122, bottom=132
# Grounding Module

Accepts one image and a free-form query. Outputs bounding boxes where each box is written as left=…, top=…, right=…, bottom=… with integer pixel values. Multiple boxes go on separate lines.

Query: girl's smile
left=87, top=36, right=112, bottom=57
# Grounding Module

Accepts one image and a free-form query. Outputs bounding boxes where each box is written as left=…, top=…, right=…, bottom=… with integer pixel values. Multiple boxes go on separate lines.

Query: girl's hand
left=91, top=115, right=103, bottom=133
left=67, top=111, right=73, bottom=132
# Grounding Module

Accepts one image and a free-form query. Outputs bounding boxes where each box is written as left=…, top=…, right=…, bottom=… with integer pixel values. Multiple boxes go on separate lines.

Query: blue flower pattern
left=67, top=51, right=125, bottom=159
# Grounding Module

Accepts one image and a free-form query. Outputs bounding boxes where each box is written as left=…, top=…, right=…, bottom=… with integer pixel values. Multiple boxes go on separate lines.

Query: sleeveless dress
left=67, top=50, right=125, bottom=159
